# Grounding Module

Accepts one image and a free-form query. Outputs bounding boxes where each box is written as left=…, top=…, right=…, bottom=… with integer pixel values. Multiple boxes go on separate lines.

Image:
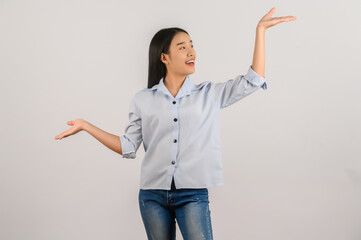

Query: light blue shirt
left=120, top=65, right=267, bottom=190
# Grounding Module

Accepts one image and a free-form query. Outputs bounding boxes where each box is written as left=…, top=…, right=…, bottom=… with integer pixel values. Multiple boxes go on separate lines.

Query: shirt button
left=173, top=139, right=177, bottom=143
left=173, top=101, right=176, bottom=104
left=173, top=118, right=177, bottom=122
left=171, top=161, right=175, bottom=165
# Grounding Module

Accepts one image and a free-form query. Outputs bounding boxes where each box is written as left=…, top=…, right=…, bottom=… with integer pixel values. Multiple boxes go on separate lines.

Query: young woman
left=55, top=7, right=296, bottom=240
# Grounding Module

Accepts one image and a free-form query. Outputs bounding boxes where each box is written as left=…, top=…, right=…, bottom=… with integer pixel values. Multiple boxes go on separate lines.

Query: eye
left=180, top=45, right=194, bottom=50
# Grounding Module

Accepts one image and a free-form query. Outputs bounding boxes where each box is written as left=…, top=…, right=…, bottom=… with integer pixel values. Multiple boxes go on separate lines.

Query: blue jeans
left=138, top=178, right=214, bottom=240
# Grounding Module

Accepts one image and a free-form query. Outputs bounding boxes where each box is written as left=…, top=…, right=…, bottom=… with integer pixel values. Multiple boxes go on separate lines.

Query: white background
left=1, top=0, right=360, bottom=239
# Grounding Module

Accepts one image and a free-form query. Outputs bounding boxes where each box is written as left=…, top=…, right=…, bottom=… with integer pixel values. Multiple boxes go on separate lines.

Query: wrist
left=80, top=119, right=90, bottom=131
left=256, top=24, right=266, bottom=32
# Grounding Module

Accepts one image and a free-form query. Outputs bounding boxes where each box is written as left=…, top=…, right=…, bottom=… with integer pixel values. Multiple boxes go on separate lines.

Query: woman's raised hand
left=257, top=7, right=296, bottom=31
left=54, top=119, right=86, bottom=140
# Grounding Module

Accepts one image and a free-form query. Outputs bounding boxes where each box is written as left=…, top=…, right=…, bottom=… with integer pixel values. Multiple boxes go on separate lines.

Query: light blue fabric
left=120, top=65, right=267, bottom=190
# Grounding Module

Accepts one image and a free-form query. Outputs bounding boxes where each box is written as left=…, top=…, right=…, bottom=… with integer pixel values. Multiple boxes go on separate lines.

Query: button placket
left=171, top=99, right=179, bottom=173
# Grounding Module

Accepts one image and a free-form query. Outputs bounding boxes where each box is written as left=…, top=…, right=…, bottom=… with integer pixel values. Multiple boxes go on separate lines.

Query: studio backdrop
left=0, top=0, right=360, bottom=239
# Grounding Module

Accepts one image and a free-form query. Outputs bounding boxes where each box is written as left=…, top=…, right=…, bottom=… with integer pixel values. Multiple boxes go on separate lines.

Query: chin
left=187, top=69, right=196, bottom=75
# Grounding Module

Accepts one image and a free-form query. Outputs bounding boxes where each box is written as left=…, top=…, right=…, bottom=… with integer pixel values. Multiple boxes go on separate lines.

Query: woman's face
left=161, top=32, right=196, bottom=77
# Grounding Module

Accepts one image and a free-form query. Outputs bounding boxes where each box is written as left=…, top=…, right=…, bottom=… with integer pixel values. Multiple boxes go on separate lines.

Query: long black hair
left=147, top=27, right=189, bottom=89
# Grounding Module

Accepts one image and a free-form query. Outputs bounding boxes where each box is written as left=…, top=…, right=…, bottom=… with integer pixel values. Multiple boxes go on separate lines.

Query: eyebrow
left=176, top=40, right=193, bottom=46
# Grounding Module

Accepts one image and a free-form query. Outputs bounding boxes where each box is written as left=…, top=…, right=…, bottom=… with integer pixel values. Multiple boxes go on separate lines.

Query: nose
left=188, top=48, right=195, bottom=57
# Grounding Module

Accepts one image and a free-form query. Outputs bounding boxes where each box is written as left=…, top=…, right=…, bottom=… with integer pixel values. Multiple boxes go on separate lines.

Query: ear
left=160, top=53, right=169, bottom=65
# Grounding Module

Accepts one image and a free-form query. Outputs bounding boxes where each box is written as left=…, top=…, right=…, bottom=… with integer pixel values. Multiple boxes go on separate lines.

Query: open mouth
left=185, top=60, right=195, bottom=66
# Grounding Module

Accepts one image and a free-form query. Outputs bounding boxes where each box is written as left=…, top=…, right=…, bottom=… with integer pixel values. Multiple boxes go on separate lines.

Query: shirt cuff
left=119, top=135, right=136, bottom=159
left=244, top=65, right=268, bottom=90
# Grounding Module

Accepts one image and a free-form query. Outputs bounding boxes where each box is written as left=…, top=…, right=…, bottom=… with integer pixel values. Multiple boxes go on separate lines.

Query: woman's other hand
left=257, top=7, right=296, bottom=31
left=54, top=119, right=86, bottom=140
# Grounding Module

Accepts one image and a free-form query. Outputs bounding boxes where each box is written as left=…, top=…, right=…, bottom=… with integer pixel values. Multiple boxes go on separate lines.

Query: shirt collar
left=151, top=75, right=197, bottom=99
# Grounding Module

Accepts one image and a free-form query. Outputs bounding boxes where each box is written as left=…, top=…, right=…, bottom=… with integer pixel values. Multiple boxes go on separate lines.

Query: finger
left=269, top=7, right=276, bottom=15
left=60, top=131, right=70, bottom=139
left=281, top=17, right=297, bottom=22
left=267, top=7, right=276, bottom=13
left=57, top=134, right=67, bottom=140
left=67, top=121, right=74, bottom=126
left=282, top=16, right=297, bottom=20
left=56, top=128, right=72, bottom=140
left=264, top=7, right=276, bottom=17
left=273, top=16, right=296, bottom=24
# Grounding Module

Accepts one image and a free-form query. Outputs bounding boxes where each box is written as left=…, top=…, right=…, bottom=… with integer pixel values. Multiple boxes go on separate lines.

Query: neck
left=164, top=73, right=187, bottom=92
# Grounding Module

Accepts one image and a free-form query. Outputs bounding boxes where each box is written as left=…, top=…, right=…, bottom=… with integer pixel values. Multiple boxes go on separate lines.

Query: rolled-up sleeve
left=214, top=65, right=267, bottom=109
left=119, top=94, right=143, bottom=159
left=246, top=65, right=267, bottom=90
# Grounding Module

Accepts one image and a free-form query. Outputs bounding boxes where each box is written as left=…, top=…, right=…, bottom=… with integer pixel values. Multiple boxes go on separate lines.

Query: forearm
left=251, top=26, right=266, bottom=78
left=81, top=120, right=122, bottom=155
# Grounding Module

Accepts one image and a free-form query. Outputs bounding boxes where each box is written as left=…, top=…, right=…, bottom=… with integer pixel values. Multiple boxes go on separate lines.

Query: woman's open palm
left=258, top=7, right=296, bottom=30
left=54, top=119, right=85, bottom=140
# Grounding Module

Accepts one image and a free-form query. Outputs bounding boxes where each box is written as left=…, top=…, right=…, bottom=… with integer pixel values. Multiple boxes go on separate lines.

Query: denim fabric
left=138, top=178, right=214, bottom=240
